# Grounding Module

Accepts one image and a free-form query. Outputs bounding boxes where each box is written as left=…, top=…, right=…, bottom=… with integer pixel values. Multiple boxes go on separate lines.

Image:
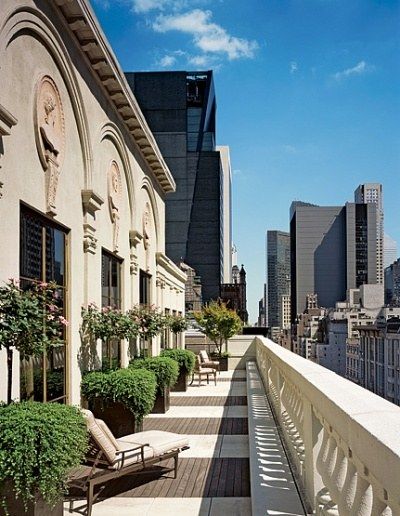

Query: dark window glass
left=19, top=207, right=67, bottom=403
left=101, top=251, right=122, bottom=369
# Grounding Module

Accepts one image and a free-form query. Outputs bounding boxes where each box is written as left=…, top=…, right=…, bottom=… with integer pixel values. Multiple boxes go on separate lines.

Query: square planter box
left=89, top=399, right=142, bottom=437
left=0, top=483, right=63, bottom=516
left=170, top=370, right=188, bottom=392
left=212, top=356, right=228, bottom=371
left=151, top=387, right=170, bottom=414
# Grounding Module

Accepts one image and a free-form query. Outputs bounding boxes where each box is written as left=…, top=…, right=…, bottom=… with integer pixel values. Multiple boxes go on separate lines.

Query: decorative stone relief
left=81, top=190, right=104, bottom=254
left=143, top=202, right=151, bottom=251
left=83, top=223, right=97, bottom=254
left=35, top=76, right=65, bottom=216
left=108, top=161, right=122, bottom=252
left=0, top=103, right=17, bottom=199
left=129, top=230, right=142, bottom=276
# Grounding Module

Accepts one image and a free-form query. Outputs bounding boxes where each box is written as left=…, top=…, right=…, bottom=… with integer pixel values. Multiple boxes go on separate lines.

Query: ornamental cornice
left=81, top=189, right=104, bottom=216
left=0, top=104, right=17, bottom=136
left=54, top=0, right=175, bottom=193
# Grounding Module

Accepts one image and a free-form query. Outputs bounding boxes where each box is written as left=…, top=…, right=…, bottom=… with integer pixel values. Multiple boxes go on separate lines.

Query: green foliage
left=161, top=348, right=196, bottom=374
left=129, top=356, right=179, bottom=389
left=81, top=368, right=156, bottom=422
left=167, top=315, right=188, bottom=334
left=0, top=402, right=87, bottom=509
left=128, top=305, right=167, bottom=340
left=194, top=301, right=242, bottom=356
left=81, top=304, right=139, bottom=341
left=0, top=280, right=66, bottom=358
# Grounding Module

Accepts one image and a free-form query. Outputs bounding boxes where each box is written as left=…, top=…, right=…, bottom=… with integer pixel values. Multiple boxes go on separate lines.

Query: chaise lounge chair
left=68, top=409, right=189, bottom=515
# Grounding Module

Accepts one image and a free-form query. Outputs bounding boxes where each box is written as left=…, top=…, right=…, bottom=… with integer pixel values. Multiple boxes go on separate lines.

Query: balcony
left=67, top=336, right=400, bottom=515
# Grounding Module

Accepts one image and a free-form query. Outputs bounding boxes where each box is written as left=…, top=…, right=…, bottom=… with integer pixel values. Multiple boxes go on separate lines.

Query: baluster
left=371, top=488, right=392, bottom=516
left=349, top=474, right=373, bottom=516
left=316, top=426, right=333, bottom=511
left=321, top=436, right=339, bottom=515
left=330, top=445, right=347, bottom=505
left=337, top=456, right=357, bottom=516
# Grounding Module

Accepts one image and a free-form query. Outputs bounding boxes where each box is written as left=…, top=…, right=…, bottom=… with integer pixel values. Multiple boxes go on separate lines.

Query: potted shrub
left=0, top=402, right=87, bottom=516
left=130, top=356, right=179, bottom=413
left=194, top=301, right=242, bottom=371
left=0, top=280, right=67, bottom=404
left=161, top=349, right=195, bottom=392
left=81, top=368, right=156, bottom=436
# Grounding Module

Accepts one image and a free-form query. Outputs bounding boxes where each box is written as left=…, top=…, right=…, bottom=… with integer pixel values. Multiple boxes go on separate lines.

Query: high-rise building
left=290, top=200, right=378, bottom=321
left=216, top=146, right=232, bottom=283
left=385, top=258, right=400, bottom=306
left=354, top=183, right=383, bottom=283
left=384, top=233, right=398, bottom=269
left=345, top=201, right=378, bottom=289
left=125, top=71, right=225, bottom=302
left=266, top=230, right=290, bottom=328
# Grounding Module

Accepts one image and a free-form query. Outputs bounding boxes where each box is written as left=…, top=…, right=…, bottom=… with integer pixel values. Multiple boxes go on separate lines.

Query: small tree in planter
left=81, top=304, right=139, bottom=371
left=128, top=305, right=167, bottom=356
left=0, top=280, right=67, bottom=404
left=130, top=356, right=178, bottom=413
left=0, top=402, right=87, bottom=515
left=81, top=368, right=156, bottom=436
left=194, top=301, right=242, bottom=370
left=167, top=314, right=188, bottom=347
left=161, top=349, right=195, bottom=392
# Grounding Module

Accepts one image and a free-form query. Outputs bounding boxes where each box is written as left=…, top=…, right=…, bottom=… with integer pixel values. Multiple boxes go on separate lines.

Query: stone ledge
left=246, top=360, right=305, bottom=516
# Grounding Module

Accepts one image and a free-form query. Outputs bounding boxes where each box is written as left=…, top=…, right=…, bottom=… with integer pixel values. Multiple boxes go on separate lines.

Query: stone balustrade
left=254, top=336, right=400, bottom=516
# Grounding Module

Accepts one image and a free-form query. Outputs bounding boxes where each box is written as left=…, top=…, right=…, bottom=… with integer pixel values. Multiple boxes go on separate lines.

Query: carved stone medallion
left=108, top=161, right=122, bottom=252
left=35, top=76, right=65, bottom=215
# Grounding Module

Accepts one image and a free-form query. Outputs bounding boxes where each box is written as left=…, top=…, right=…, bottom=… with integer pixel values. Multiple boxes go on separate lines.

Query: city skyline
left=92, top=0, right=400, bottom=322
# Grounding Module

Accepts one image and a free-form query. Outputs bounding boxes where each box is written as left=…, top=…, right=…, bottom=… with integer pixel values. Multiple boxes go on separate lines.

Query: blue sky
left=92, top=0, right=400, bottom=322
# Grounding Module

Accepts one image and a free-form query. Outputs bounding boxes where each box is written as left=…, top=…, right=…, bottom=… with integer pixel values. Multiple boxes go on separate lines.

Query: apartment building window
left=19, top=206, right=68, bottom=403
left=102, top=251, right=122, bottom=369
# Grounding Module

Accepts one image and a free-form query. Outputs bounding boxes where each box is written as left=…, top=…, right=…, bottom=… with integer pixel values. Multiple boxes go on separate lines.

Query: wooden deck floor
left=113, top=378, right=250, bottom=499
left=99, top=457, right=250, bottom=499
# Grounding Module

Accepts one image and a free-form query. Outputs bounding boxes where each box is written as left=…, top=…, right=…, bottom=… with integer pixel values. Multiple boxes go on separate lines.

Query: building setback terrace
left=66, top=337, right=400, bottom=515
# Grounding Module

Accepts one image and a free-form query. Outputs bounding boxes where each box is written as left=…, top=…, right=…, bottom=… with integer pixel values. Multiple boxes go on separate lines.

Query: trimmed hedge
left=160, top=348, right=196, bottom=374
left=81, top=368, right=156, bottom=423
left=0, top=402, right=87, bottom=509
left=129, top=356, right=179, bottom=389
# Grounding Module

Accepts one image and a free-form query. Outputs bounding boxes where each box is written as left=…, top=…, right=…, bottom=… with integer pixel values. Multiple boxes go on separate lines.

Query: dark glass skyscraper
left=125, top=71, right=223, bottom=302
left=267, top=231, right=290, bottom=328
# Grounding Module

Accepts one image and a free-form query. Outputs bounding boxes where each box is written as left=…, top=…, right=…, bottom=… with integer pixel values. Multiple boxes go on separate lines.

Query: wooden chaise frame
left=68, top=432, right=189, bottom=516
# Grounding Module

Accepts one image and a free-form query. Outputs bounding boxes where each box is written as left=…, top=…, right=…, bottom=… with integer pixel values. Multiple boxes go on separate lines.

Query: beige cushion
left=119, top=430, right=189, bottom=457
left=198, top=368, right=215, bottom=374
left=96, top=419, right=119, bottom=449
left=199, top=350, right=209, bottom=362
left=81, top=409, right=117, bottom=464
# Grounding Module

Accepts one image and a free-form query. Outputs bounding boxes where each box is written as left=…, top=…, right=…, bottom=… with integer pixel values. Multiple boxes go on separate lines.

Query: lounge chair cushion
left=199, top=350, right=209, bottom=362
left=119, top=430, right=189, bottom=457
left=81, top=409, right=117, bottom=464
left=96, top=419, right=119, bottom=449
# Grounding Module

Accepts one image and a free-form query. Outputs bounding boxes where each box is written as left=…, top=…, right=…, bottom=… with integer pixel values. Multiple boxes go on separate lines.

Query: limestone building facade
left=0, top=0, right=186, bottom=404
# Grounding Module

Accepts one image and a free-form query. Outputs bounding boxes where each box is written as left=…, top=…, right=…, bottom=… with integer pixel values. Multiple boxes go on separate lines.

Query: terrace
left=66, top=336, right=400, bottom=515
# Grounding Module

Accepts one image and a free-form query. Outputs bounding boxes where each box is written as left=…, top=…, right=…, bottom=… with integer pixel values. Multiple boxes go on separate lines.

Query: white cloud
left=158, top=54, right=177, bottom=67
left=333, top=60, right=374, bottom=81
left=290, top=61, right=298, bottom=74
left=131, top=0, right=170, bottom=13
left=153, top=9, right=258, bottom=60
